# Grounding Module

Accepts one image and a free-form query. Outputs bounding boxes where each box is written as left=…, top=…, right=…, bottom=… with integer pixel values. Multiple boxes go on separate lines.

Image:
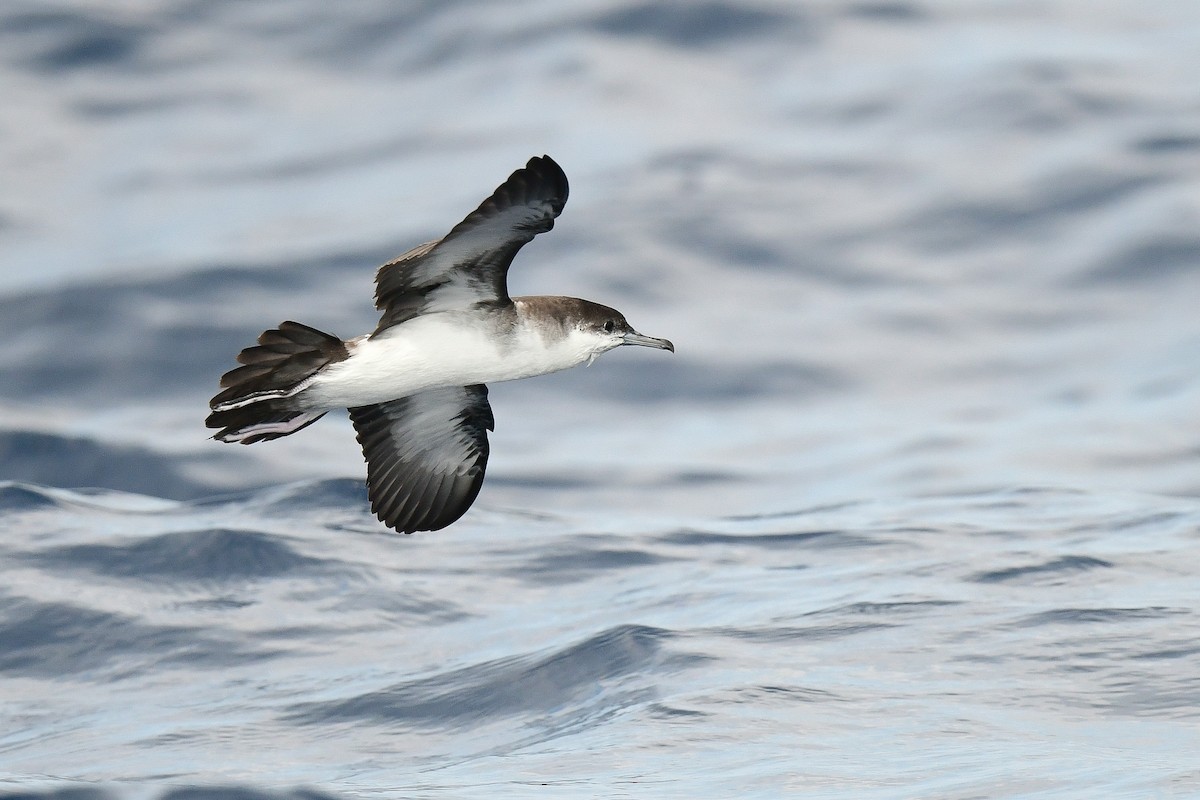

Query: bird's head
left=514, top=296, right=674, bottom=368
left=572, top=299, right=674, bottom=364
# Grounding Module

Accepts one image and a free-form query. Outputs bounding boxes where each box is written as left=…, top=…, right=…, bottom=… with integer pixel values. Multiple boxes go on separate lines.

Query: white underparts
left=298, top=311, right=614, bottom=410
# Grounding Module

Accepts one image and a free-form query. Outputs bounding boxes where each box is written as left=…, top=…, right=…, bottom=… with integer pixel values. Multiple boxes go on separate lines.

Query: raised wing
left=372, top=155, right=569, bottom=334
left=348, top=385, right=494, bottom=533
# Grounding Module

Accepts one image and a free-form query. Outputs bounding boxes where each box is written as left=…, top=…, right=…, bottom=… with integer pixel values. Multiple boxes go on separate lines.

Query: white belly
left=299, top=313, right=589, bottom=409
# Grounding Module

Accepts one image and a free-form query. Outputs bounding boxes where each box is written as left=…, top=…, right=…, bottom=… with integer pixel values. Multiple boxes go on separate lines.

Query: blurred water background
left=2, top=1, right=1200, bottom=798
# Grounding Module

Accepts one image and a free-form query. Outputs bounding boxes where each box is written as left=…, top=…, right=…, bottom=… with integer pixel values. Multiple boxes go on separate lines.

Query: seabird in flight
left=206, top=155, right=674, bottom=533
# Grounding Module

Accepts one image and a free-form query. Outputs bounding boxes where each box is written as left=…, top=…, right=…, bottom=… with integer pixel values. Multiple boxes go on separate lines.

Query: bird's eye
left=603, top=320, right=615, bottom=333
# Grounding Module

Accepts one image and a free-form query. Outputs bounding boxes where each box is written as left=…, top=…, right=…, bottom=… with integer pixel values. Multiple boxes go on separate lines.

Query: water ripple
left=0, top=597, right=276, bottom=678
left=287, top=625, right=697, bottom=728
left=23, top=528, right=328, bottom=583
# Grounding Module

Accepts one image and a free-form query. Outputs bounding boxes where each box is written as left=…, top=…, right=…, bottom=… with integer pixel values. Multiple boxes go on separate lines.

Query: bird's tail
left=206, top=321, right=349, bottom=444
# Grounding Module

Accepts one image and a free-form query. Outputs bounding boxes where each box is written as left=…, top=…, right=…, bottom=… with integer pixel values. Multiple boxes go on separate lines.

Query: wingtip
left=523, top=154, right=568, bottom=205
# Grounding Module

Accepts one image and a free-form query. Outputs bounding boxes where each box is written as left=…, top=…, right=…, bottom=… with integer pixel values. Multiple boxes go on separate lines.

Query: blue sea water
left=2, top=1, right=1200, bottom=798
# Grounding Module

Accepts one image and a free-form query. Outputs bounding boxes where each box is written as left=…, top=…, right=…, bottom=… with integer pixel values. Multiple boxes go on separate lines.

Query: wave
left=285, top=624, right=698, bottom=729
left=0, top=431, right=216, bottom=501
left=0, top=787, right=342, bottom=800
left=22, top=527, right=328, bottom=583
left=0, top=595, right=276, bottom=679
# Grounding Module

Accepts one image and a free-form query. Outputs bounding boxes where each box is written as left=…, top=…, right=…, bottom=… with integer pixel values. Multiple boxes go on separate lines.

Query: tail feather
left=207, top=321, right=348, bottom=444
left=207, top=402, right=327, bottom=444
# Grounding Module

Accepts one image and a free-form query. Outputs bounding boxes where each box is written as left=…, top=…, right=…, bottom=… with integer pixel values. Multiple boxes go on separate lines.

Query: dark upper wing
left=348, top=385, right=494, bottom=533
left=372, top=155, right=569, bottom=334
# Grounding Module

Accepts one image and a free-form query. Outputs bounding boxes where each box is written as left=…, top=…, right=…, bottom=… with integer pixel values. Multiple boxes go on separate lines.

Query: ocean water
left=2, top=1, right=1199, bottom=797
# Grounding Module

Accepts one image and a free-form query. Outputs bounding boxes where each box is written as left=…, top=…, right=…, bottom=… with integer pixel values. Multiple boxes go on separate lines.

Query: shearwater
left=206, top=155, right=674, bottom=534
